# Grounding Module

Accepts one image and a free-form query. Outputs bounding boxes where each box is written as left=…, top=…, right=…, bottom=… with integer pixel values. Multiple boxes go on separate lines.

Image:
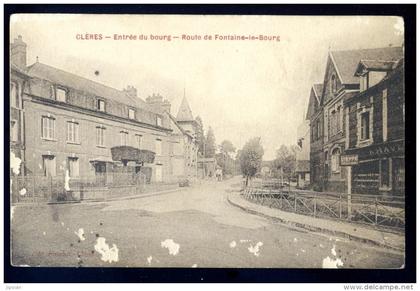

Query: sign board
left=340, top=154, right=359, bottom=166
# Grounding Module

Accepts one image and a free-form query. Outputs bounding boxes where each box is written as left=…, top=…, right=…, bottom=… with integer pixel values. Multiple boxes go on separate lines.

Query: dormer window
left=56, top=87, right=67, bottom=102
left=360, top=73, right=368, bottom=92
left=97, top=99, right=106, bottom=112
left=156, top=116, right=162, bottom=127
left=128, top=108, right=136, bottom=119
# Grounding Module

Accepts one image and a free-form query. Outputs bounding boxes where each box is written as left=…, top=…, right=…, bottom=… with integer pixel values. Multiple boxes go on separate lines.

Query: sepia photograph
left=5, top=6, right=414, bottom=283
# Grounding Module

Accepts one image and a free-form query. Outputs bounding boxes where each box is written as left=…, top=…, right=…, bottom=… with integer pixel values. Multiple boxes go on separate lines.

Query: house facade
left=10, top=36, right=197, bottom=184
left=296, top=119, right=310, bottom=188
left=344, top=59, right=404, bottom=196
left=307, top=46, right=403, bottom=193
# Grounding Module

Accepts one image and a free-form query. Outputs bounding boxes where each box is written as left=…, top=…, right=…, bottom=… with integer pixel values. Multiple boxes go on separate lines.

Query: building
left=307, top=46, right=403, bottom=192
left=174, top=96, right=199, bottom=179
left=306, top=83, right=324, bottom=190
left=343, top=58, right=404, bottom=196
left=10, top=36, right=30, bottom=175
left=296, top=119, right=310, bottom=188
left=10, top=36, right=197, bottom=184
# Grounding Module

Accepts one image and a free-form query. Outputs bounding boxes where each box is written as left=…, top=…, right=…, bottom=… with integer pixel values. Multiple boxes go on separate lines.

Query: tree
left=195, top=116, right=205, bottom=156
left=217, top=140, right=236, bottom=176
left=220, top=140, right=236, bottom=155
left=239, top=137, right=264, bottom=186
left=272, top=145, right=297, bottom=180
left=204, top=127, right=216, bottom=158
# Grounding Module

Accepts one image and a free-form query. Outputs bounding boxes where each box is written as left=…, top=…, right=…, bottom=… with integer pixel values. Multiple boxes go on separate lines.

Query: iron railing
left=242, top=186, right=405, bottom=231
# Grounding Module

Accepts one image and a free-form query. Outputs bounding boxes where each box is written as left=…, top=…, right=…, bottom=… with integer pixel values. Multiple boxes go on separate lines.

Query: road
left=11, top=176, right=404, bottom=268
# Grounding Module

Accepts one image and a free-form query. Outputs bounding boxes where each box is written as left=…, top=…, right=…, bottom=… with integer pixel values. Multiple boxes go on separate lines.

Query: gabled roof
left=354, top=60, right=398, bottom=76
left=167, top=112, right=194, bottom=139
left=176, top=96, right=194, bottom=122
left=27, top=62, right=140, bottom=107
left=313, top=83, right=323, bottom=100
left=11, top=63, right=30, bottom=77
left=305, top=83, right=323, bottom=120
left=329, top=46, right=403, bottom=85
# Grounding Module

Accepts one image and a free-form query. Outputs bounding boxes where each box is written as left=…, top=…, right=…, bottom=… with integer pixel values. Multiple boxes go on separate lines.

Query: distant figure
left=215, top=168, right=223, bottom=181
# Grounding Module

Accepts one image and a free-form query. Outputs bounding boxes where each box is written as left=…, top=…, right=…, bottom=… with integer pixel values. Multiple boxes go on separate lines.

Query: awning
left=110, top=146, right=156, bottom=164
left=89, top=156, right=114, bottom=163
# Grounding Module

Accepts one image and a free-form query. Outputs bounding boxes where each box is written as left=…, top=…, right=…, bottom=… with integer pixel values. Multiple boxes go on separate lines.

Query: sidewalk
left=227, top=192, right=405, bottom=252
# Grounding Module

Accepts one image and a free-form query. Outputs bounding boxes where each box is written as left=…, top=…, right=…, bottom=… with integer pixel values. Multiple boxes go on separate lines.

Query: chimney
left=11, top=35, right=27, bottom=69
left=146, top=93, right=171, bottom=114
left=124, top=85, right=138, bottom=98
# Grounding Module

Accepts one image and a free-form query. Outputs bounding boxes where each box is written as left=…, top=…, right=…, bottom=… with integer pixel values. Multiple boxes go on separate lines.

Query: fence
left=11, top=172, right=147, bottom=203
left=242, top=186, right=405, bottom=231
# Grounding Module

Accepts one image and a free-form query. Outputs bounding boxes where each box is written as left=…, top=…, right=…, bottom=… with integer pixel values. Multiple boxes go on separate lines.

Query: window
left=360, top=74, right=368, bottom=91
left=379, top=158, right=392, bottom=190
left=331, top=75, right=337, bottom=94
left=56, top=88, right=67, bottom=102
left=128, top=108, right=136, bottom=119
left=360, top=112, right=370, bottom=141
left=66, top=121, right=79, bottom=143
left=68, top=157, right=79, bottom=177
left=155, top=139, right=162, bottom=155
left=42, top=155, right=56, bottom=177
left=97, top=99, right=106, bottom=112
left=10, top=82, right=19, bottom=108
left=331, top=148, right=341, bottom=173
left=96, top=126, right=105, bottom=146
left=317, top=120, right=322, bottom=139
left=10, top=120, right=18, bottom=142
left=156, top=116, right=162, bottom=127
left=41, top=116, right=56, bottom=140
left=120, top=131, right=129, bottom=146
left=94, top=162, right=106, bottom=174
left=382, top=89, right=388, bottom=142
left=135, top=134, right=142, bottom=149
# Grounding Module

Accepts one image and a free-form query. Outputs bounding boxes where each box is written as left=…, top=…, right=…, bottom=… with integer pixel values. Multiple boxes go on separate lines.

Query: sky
left=10, top=15, right=404, bottom=160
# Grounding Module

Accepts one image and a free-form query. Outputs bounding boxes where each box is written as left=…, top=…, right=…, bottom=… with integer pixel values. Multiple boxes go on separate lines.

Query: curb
left=227, top=193, right=404, bottom=253
left=12, top=187, right=184, bottom=207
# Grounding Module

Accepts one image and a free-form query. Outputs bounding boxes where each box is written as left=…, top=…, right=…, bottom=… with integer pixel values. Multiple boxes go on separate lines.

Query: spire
left=176, top=95, right=194, bottom=122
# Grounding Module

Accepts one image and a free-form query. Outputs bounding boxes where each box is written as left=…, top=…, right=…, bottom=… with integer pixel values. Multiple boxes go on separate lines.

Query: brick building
left=343, top=59, right=404, bottom=196
left=10, top=36, right=198, bottom=184
left=307, top=46, right=403, bottom=193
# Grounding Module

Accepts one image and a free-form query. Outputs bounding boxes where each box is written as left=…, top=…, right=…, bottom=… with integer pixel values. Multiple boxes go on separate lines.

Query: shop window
left=379, top=158, right=392, bottom=190
left=43, top=155, right=56, bottom=177
left=68, top=157, right=79, bottom=177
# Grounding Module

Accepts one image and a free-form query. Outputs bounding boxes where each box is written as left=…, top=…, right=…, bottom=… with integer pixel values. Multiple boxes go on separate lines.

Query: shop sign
left=340, top=154, right=359, bottom=166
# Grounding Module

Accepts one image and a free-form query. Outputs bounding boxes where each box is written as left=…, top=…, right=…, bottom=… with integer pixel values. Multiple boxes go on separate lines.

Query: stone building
left=10, top=36, right=197, bottom=184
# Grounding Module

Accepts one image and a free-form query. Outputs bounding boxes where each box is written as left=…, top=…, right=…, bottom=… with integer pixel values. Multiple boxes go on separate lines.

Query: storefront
left=345, top=139, right=404, bottom=196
